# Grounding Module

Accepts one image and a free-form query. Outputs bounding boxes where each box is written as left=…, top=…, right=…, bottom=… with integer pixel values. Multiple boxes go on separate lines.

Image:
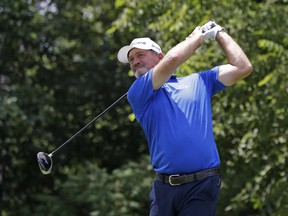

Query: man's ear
left=157, top=52, right=164, bottom=60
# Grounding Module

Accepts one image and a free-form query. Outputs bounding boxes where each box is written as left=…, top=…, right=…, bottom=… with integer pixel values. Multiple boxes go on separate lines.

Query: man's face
left=128, top=48, right=162, bottom=78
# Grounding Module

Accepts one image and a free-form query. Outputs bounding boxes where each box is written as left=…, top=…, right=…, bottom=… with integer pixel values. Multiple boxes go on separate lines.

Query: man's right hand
left=201, top=21, right=225, bottom=40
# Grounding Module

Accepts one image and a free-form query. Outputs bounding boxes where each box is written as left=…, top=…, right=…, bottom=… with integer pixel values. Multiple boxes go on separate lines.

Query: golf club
left=37, top=92, right=128, bottom=175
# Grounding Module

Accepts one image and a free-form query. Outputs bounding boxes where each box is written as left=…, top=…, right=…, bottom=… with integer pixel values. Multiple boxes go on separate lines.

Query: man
left=117, top=21, right=253, bottom=216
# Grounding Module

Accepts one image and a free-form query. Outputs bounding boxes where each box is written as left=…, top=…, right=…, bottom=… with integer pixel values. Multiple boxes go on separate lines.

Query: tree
left=1, top=0, right=287, bottom=215
left=1, top=0, right=146, bottom=215
left=104, top=0, right=288, bottom=215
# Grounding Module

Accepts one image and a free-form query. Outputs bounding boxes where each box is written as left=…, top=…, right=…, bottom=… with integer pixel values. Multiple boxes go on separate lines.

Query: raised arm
left=152, top=27, right=203, bottom=90
left=216, top=31, right=253, bottom=86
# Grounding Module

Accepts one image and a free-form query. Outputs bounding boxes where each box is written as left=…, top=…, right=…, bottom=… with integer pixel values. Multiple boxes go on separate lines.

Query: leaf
left=257, top=72, right=274, bottom=87
left=115, top=0, right=126, bottom=8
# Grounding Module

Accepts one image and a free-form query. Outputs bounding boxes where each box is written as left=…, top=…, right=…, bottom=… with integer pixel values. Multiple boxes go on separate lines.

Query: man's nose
left=133, top=58, right=141, bottom=67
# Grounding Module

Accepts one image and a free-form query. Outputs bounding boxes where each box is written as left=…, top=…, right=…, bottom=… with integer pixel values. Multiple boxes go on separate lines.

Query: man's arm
left=152, top=27, right=203, bottom=90
left=216, top=31, right=253, bottom=86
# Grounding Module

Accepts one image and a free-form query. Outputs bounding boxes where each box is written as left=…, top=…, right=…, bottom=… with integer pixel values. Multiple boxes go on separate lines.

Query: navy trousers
left=149, top=175, right=221, bottom=216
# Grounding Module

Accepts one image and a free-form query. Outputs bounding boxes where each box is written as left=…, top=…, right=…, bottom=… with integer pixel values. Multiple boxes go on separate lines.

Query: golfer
left=117, top=21, right=252, bottom=216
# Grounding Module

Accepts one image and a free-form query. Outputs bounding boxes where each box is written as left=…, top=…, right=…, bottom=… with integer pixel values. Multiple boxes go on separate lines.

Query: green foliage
left=32, top=156, right=153, bottom=216
left=1, top=0, right=288, bottom=215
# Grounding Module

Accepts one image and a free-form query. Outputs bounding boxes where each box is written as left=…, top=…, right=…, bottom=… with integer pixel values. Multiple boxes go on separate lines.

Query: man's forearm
left=164, top=33, right=203, bottom=69
left=216, top=31, right=252, bottom=71
left=216, top=31, right=253, bottom=86
left=152, top=27, right=203, bottom=89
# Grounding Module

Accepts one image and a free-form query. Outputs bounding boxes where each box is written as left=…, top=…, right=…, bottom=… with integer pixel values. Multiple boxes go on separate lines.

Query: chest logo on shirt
left=162, top=83, right=193, bottom=90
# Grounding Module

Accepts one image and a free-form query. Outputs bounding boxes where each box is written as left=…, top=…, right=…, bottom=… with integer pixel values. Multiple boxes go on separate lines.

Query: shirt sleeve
left=198, top=66, right=228, bottom=96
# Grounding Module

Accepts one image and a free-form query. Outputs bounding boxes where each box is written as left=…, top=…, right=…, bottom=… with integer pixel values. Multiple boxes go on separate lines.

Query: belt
left=155, top=167, right=220, bottom=186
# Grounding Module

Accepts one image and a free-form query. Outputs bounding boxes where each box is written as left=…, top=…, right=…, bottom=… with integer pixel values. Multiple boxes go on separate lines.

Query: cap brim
left=117, top=46, right=133, bottom=63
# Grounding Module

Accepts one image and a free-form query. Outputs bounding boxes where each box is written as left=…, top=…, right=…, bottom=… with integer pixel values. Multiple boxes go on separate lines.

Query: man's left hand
left=201, top=21, right=225, bottom=40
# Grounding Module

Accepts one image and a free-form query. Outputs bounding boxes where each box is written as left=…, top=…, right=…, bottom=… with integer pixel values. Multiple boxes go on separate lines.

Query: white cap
left=117, top=37, right=162, bottom=63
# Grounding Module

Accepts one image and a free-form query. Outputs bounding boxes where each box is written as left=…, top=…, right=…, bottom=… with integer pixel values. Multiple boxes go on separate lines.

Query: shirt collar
left=170, top=75, right=177, bottom=80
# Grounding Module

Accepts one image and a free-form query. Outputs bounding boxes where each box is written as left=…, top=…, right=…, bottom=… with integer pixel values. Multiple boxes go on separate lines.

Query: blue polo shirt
left=127, top=67, right=227, bottom=174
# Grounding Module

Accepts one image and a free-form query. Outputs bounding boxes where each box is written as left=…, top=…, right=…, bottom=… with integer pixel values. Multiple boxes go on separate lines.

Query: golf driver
left=37, top=92, right=127, bottom=175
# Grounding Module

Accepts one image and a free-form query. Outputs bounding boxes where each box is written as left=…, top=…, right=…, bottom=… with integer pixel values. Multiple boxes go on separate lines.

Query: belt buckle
left=168, top=174, right=180, bottom=186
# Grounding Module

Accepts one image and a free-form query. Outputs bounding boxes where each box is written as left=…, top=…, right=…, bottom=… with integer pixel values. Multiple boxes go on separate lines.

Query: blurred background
left=1, top=0, right=287, bottom=215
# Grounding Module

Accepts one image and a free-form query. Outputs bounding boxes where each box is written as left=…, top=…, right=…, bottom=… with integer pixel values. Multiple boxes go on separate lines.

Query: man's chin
left=134, top=69, right=149, bottom=78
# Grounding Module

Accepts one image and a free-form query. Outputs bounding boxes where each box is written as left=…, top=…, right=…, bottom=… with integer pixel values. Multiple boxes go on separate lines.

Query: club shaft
left=49, top=92, right=128, bottom=157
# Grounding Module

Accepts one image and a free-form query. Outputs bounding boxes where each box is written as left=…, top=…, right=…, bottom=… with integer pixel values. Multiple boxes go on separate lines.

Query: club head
left=37, top=152, right=53, bottom=175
